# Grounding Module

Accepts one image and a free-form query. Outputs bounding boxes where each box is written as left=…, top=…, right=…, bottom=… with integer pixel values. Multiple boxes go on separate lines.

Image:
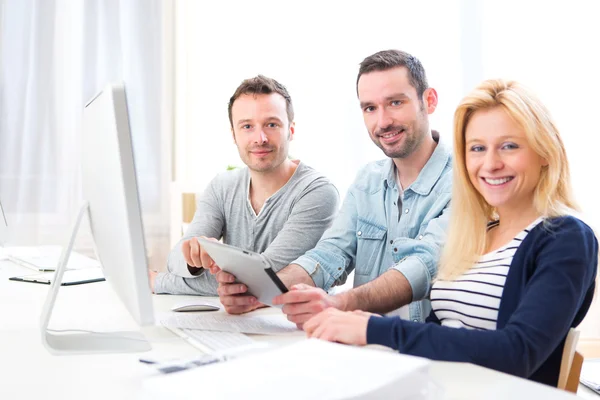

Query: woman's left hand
left=303, top=308, right=373, bottom=345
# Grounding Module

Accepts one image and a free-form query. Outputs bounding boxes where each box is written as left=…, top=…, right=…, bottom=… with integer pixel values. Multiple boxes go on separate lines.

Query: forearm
left=338, top=269, right=412, bottom=314
left=154, top=271, right=218, bottom=296
left=277, top=264, right=316, bottom=288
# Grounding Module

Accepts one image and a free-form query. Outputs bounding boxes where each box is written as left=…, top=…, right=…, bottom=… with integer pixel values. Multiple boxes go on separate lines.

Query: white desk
left=0, top=259, right=592, bottom=399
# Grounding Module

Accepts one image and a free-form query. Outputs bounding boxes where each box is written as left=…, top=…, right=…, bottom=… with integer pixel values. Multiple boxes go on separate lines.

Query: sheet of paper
left=581, top=358, right=600, bottom=390
left=161, top=313, right=298, bottom=335
left=144, top=339, right=431, bottom=400
left=4, top=245, right=100, bottom=271
left=19, top=268, right=105, bottom=284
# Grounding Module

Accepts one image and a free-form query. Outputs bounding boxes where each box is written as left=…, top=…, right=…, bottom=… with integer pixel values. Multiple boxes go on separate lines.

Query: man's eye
left=364, top=106, right=375, bottom=113
left=391, top=100, right=402, bottom=106
left=267, top=123, right=278, bottom=128
left=242, top=124, right=251, bottom=129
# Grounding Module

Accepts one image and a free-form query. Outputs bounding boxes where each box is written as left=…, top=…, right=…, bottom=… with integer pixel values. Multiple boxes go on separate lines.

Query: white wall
left=480, top=0, right=600, bottom=231
left=174, top=0, right=465, bottom=196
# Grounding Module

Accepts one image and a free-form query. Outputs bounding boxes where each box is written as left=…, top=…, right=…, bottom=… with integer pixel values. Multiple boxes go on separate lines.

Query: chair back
left=557, top=328, right=581, bottom=392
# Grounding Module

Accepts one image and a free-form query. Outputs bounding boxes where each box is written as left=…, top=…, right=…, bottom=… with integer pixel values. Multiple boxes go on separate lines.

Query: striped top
left=431, top=217, right=544, bottom=330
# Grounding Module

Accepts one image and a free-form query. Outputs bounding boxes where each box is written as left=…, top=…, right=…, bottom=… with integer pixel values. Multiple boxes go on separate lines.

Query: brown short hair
left=228, top=75, right=294, bottom=129
left=357, top=50, right=428, bottom=98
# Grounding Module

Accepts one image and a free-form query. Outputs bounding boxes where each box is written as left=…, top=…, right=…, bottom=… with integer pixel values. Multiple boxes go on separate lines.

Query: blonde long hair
left=438, top=79, right=579, bottom=280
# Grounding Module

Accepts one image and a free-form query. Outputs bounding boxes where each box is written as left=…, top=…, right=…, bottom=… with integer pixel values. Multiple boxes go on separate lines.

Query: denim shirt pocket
left=355, top=218, right=387, bottom=285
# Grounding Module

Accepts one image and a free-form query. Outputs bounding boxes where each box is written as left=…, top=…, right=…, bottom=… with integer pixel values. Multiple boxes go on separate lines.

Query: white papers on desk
left=161, top=313, right=298, bottom=335
left=581, top=358, right=600, bottom=393
left=11, top=267, right=105, bottom=285
left=144, top=339, right=431, bottom=400
left=4, top=245, right=100, bottom=271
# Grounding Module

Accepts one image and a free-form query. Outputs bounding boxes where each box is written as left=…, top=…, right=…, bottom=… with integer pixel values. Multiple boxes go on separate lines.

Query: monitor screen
left=81, top=83, right=154, bottom=327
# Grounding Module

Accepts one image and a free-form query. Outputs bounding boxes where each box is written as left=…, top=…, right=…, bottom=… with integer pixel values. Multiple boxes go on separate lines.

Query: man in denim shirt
left=215, top=50, right=452, bottom=328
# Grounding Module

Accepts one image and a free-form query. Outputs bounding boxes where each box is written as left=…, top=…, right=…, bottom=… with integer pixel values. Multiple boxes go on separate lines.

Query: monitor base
left=39, top=202, right=152, bottom=355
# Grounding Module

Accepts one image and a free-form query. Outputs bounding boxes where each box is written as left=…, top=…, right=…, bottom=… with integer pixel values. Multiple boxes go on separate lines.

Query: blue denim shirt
left=293, top=137, right=452, bottom=322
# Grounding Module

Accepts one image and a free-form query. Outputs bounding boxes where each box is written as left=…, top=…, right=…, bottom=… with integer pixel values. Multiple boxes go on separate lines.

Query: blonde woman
left=304, top=79, right=598, bottom=386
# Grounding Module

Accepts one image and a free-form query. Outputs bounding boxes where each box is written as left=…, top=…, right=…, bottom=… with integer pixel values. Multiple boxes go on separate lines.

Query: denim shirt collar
left=382, top=130, right=451, bottom=196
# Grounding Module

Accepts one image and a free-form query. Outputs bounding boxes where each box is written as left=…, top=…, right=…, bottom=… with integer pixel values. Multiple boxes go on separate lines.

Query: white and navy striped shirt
left=431, top=218, right=543, bottom=330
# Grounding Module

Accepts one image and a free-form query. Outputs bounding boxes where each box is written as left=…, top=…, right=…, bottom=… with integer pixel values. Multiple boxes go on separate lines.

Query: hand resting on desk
left=303, top=308, right=375, bottom=345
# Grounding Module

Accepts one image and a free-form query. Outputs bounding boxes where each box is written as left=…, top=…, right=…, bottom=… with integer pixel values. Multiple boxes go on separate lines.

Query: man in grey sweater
left=152, top=75, right=339, bottom=296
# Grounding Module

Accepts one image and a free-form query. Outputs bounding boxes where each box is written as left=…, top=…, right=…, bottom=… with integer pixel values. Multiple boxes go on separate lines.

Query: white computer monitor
left=40, top=83, right=155, bottom=355
left=0, top=199, right=7, bottom=246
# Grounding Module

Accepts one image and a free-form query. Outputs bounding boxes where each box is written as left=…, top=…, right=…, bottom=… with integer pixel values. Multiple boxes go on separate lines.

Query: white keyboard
left=168, top=327, right=256, bottom=353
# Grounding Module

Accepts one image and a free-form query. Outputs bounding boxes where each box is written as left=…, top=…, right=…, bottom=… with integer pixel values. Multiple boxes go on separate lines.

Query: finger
left=199, top=247, right=215, bottom=270
left=305, top=309, right=329, bottom=330
left=223, top=304, right=257, bottom=315
left=148, top=270, right=157, bottom=293
left=190, top=238, right=202, bottom=267
left=273, top=288, right=322, bottom=305
left=286, top=312, right=315, bottom=327
left=303, top=315, right=319, bottom=335
left=311, top=322, right=329, bottom=340
left=220, top=294, right=257, bottom=307
left=291, top=283, right=313, bottom=291
left=200, top=235, right=218, bottom=243
left=216, top=270, right=236, bottom=284
left=281, top=300, right=326, bottom=317
left=207, top=265, right=221, bottom=275
left=217, top=283, right=248, bottom=296
left=181, top=240, right=194, bottom=266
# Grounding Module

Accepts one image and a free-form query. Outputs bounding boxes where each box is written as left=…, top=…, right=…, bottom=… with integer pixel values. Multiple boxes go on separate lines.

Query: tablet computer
left=196, top=238, right=288, bottom=306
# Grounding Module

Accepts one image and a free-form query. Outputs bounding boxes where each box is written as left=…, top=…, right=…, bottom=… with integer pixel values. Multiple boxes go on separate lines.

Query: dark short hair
left=228, top=75, right=294, bottom=129
left=357, top=50, right=428, bottom=98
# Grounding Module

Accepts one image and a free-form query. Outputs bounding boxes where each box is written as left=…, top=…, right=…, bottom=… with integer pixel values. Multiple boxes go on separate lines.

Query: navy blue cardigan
left=367, top=216, right=598, bottom=386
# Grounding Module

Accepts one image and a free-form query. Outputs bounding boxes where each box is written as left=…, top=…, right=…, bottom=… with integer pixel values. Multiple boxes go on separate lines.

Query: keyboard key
left=178, top=328, right=255, bottom=352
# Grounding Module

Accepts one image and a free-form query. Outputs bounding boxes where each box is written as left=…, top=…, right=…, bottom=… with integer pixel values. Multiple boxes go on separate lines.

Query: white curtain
left=0, top=0, right=171, bottom=269
left=173, top=0, right=466, bottom=199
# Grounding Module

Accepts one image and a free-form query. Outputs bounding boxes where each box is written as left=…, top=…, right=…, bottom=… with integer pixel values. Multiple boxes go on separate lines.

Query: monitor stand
left=40, top=202, right=151, bottom=355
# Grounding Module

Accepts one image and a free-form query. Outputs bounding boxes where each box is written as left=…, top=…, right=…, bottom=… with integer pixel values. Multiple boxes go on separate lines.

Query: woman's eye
left=502, top=143, right=519, bottom=150
left=470, top=145, right=485, bottom=152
